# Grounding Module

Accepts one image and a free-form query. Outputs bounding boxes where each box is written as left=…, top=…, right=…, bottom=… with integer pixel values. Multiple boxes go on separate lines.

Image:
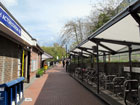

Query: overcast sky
left=0, top=0, right=97, bottom=46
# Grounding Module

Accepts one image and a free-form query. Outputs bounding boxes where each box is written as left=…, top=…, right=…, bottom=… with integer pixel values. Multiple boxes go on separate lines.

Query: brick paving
left=34, top=64, right=106, bottom=105
left=22, top=71, right=48, bottom=105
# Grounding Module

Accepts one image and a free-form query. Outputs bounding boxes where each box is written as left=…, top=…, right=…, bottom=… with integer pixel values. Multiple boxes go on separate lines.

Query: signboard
left=124, top=67, right=140, bottom=73
left=57, top=56, right=59, bottom=60
left=0, top=8, right=21, bottom=36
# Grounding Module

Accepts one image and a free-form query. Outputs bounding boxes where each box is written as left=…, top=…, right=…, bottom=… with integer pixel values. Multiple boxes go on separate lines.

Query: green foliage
left=93, top=13, right=112, bottom=32
left=90, top=3, right=117, bottom=33
left=42, top=43, right=66, bottom=61
left=115, top=0, right=130, bottom=13
left=132, top=59, right=139, bottom=62
left=36, top=68, right=44, bottom=76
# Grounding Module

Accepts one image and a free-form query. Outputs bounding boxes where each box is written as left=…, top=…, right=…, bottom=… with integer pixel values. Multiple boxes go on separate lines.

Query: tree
left=60, top=18, right=88, bottom=48
left=88, top=0, right=122, bottom=33
left=42, top=43, right=66, bottom=61
left=60, top=0, right=122, bottom=50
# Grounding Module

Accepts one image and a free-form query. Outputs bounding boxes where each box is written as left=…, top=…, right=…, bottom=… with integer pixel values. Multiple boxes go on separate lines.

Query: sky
left=0, top=0, right=97, bottom=46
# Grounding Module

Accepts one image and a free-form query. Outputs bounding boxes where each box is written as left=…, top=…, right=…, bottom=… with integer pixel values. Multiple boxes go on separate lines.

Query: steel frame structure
left=69, top=0, right=140, bottom=95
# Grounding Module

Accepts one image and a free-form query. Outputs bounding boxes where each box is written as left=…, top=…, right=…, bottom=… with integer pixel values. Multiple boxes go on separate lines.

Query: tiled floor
left=22, top=64, right=106, bottom=105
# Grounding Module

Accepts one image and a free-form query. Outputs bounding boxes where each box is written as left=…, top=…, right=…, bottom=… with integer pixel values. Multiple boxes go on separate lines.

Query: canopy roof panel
left=83, top=54, right=90, bottom=57
left=69, top=52, right=78, bottom=55
left=100, top=42, right=126, bottom=51
left=73, top=48, right=81, bottom=52
left=81, top=41, right=95, bottom=48
left=95, top=15, right=140, bottom=43
left=81, top=40, right=109, bottom=51
left=73, top=48, right=92, bottom=55
left=118, top=45, right=140, bottom=52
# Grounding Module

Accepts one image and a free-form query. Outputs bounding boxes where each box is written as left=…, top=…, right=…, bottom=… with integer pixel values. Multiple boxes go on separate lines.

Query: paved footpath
left=22, top=64, right=106, bottom=105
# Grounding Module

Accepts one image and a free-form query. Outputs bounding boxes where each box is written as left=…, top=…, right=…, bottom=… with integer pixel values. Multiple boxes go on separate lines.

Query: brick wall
left=30, top=47, right=42, bottom=72
left=38, top=54, right=41, bottom=68
left=0, top=35, right=21, bottom=84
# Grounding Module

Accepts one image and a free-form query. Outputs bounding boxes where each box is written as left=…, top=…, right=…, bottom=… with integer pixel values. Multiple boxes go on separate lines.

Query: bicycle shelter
left=69, top=0, right=140, bottom=105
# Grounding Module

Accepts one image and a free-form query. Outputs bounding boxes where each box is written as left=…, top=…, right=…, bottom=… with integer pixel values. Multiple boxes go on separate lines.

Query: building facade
left=0, top=2, right=43, bottom=84
left=42, top=52, right=53, bottom=67
left=30, top=45, right=43, bottom=81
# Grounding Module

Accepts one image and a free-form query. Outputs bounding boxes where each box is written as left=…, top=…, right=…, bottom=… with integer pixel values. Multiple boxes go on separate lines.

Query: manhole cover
left=25, top=98, right=32, bottom=102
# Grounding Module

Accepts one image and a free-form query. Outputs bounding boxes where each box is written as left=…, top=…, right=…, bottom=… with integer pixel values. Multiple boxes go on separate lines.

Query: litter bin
left=0, top=77, right=24, bottom=105
left=44, top=64, right=48, bottom=70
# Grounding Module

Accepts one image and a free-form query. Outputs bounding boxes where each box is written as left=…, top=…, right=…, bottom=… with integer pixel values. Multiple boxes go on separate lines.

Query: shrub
left=36, top=68, right=45, bottom=77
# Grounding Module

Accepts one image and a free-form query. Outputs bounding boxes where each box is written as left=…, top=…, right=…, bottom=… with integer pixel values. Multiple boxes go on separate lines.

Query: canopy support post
left=81, top=50, right=84, bottom=81
left=97, top=43, right=100, bottom=94
left=97, top=43, right=99, bottom=94
left=74, top=54, right=76, bottom=64
left=103, top=52, right=107, bottom=75
left=93, top=43, right=100, bottom=94
left=128, top=45, right=132, bottom=79
left=91, top=55, right=93, bottom=68
left=78, top=53, right=80, bottom=67
left=73, top=54, right=76, bottom=77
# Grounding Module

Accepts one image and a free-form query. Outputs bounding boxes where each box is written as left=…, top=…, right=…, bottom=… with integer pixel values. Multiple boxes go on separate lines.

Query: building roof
left=0, top=2, right=45, bottom=53
left=0, top=2, right=38, bottom=47
left=42, top=52, right=53, bottom=60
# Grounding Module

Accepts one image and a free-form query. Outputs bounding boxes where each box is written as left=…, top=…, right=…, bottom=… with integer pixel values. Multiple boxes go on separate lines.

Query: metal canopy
left=70, top=0, right=140, bottom=56
left=69, top=0, right=140, bottom=94
left=93, top=15, right=140, bottom=43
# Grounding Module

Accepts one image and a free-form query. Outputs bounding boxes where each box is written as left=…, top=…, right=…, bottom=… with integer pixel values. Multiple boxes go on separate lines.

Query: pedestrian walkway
left=22, top=70, right=49, bottom=105
left=22, top=64, right=106, bottom=105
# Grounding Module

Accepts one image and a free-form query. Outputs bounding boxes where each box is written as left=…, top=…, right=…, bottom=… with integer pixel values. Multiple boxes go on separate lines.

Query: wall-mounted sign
left=0, top=8, right=21, bottom=36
